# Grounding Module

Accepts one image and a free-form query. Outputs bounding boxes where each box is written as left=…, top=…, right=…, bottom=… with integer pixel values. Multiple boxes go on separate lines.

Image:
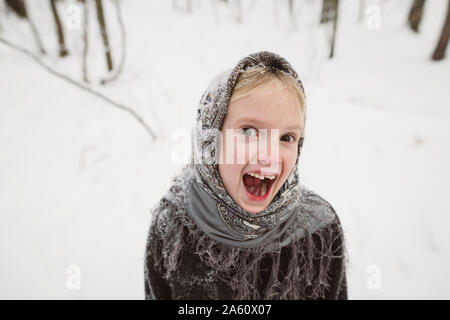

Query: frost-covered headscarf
left=151, top=51, right=342, bottom=299
left=188, top=51, right=310, bottom=250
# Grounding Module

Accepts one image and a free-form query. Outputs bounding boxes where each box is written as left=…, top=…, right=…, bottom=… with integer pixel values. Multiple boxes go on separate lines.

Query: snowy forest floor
left=1, top=0, right=450, bottom=299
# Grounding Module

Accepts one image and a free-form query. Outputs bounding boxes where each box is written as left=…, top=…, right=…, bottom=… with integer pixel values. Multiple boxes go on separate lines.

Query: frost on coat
left=144, top=169, right=348, bottom=300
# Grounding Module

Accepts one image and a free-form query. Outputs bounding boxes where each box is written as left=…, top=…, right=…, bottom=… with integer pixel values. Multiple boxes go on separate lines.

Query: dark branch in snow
left=101, top=0, right=126, bottom=85
left=0, top=37, right=157, bottom=141
left=50, top=0, right=68, bottom=57
left=432, top=0, right=450, bottom=61
left=95, top=0, right=114, bottom=71
left=82, top=0, right=90, bottom=83
left=5, top=0, right=46, bottom=54
left=408, top=0, right=426, bottom=33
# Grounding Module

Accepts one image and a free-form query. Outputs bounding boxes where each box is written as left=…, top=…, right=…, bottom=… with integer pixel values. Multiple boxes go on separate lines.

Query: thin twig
left=95, top=0, right=113, bottom=71
left=28, top=14, right=46, bottom=55
left=82, top=0, right=89, bottom=83
left=101, top=0, right=126, bottom=85
left=50, top=0, right=68, bottom=57
left=0, top=37, right=157, bottom=140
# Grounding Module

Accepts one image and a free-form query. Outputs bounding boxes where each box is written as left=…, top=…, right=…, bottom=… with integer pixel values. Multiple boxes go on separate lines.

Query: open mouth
left=242, top=172, right=277, bottom=201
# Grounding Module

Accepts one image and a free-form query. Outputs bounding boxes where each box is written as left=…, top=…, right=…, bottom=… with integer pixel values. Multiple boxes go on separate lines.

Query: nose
left=257, top=131, right=280, bottom=169
left=258, top=153, right=271, bottom=165
left=257, top=147, right=280, bottom=173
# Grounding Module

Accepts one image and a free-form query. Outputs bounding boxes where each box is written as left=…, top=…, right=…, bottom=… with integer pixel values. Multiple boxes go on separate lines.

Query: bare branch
left=4, top=0, right=46, bottom=54
left=432, top=0, right=450, bottom=61
left=95, top=0, right=114, bottom=71
left=82, top=0, right=89, bottom=83
left=408, top=0, right=426, bottom=33
left=101, top=0, right=126, bottom=85
left=0, top=36, right=157, bottom=140
left=50, top=0, right=68, bottom=57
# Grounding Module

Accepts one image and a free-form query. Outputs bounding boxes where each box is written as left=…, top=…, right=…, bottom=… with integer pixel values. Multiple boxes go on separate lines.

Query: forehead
left=226, top=79, right=304, bottom=130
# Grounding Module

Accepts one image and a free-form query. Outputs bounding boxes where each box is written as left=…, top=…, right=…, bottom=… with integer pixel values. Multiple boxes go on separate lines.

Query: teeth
left=247, top=172, right=276, bottom=180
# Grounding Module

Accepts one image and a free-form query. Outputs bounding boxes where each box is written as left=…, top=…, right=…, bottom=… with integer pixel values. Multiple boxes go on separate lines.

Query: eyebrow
left=283, top=125, right=303, bottom=132
left=237, top=117, right=303, bottom=132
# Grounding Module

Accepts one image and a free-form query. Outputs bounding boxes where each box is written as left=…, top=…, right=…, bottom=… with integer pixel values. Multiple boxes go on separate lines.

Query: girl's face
left=218, top=78, right=304, bottom=213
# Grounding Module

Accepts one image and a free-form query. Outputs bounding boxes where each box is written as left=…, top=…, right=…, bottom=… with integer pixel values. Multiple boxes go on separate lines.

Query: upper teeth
left=247, top=172, right=276, bottom=180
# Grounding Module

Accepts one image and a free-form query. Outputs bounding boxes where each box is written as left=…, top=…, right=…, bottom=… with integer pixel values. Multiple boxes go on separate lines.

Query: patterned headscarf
left=189, top=51, right=308, bottom=247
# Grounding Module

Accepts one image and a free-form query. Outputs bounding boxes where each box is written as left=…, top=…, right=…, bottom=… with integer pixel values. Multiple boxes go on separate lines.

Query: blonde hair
left=230, top=66, right=306, bottom=118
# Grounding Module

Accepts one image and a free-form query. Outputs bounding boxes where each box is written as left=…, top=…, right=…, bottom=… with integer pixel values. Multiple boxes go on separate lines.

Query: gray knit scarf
left=154, top=51, right=341, bottom=299
left=188, top=177, right=301, bottom=251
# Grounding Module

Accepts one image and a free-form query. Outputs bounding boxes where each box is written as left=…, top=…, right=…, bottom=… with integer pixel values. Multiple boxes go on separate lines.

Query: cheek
left=218, top=163, right=244, bottom=189
left=219, top=132, right=252, bottom=165
left=282, top=148, right=298, bottom=177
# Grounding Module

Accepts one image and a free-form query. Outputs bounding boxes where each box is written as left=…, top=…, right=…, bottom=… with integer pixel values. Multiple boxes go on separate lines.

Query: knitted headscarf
left=151, top=51, right=344, bottom=299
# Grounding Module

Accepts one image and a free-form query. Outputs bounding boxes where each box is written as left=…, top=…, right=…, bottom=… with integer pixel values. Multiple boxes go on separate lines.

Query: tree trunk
left=288, top=0, right=296, bottom=29
left=320, top=0, right=334, bottom=24
left=0, top=2, right=3, bottom=31
left=50, top=0, right=68, bottom=57
left=273, top=0, right=279, bottom=25
left=5, top=0, right=27, bottom=18
left=358, top=0, right=365, bottom=23
left=81, top=0, right=89, bottom=82
left=5, top=0, right=46, bottom=54
left=234, top=0, right=242, bottom=24
left=408, top=0, right=426, bottom=33
left=101, top=0, right=126, bottom=84
left=432, top=0, right=450, bottom=61
left=329, top=0, right=339, bottom=58
left=95, top=0, right=113, bottom=71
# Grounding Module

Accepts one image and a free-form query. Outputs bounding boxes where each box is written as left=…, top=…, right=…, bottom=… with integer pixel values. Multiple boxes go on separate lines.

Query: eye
left=238, top=127, right=258, bottom=137
left=280, top=134, right=296, bottom=143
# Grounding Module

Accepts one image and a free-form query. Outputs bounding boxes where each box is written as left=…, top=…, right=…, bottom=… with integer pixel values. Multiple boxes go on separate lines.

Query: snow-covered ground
left=1, top=0, right=449, bottom=299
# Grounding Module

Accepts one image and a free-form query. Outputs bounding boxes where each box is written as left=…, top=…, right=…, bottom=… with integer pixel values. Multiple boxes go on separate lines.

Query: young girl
left=144, top=51, right=348, bottom=300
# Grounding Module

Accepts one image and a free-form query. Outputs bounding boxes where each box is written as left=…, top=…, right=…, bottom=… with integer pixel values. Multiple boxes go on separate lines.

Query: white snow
left=1, top=0, right=449, bottom=299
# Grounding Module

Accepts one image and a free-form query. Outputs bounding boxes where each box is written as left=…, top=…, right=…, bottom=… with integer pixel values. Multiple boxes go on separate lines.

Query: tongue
left=243, top=174, right=262, bottom=186
left=243, top=174, right=265, bottom=197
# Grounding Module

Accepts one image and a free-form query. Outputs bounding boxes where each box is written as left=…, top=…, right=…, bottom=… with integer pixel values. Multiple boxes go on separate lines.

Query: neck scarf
left=187, top=51, right=314, bottom=250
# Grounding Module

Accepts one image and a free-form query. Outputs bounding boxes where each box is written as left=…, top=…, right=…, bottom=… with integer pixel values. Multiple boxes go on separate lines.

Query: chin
left=241, top=204, right=266, bottom=214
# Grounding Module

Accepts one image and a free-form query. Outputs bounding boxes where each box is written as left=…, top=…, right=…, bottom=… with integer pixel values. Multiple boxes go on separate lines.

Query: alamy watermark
left=366, top=5, right=382, bottom=30
left=66, top=265, right=81, bottom=290
left=171, top=127, right=283, bottom=172
left=366, top=264, right=381, bottom=290
left=65, top=4, right=82, bottom=30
